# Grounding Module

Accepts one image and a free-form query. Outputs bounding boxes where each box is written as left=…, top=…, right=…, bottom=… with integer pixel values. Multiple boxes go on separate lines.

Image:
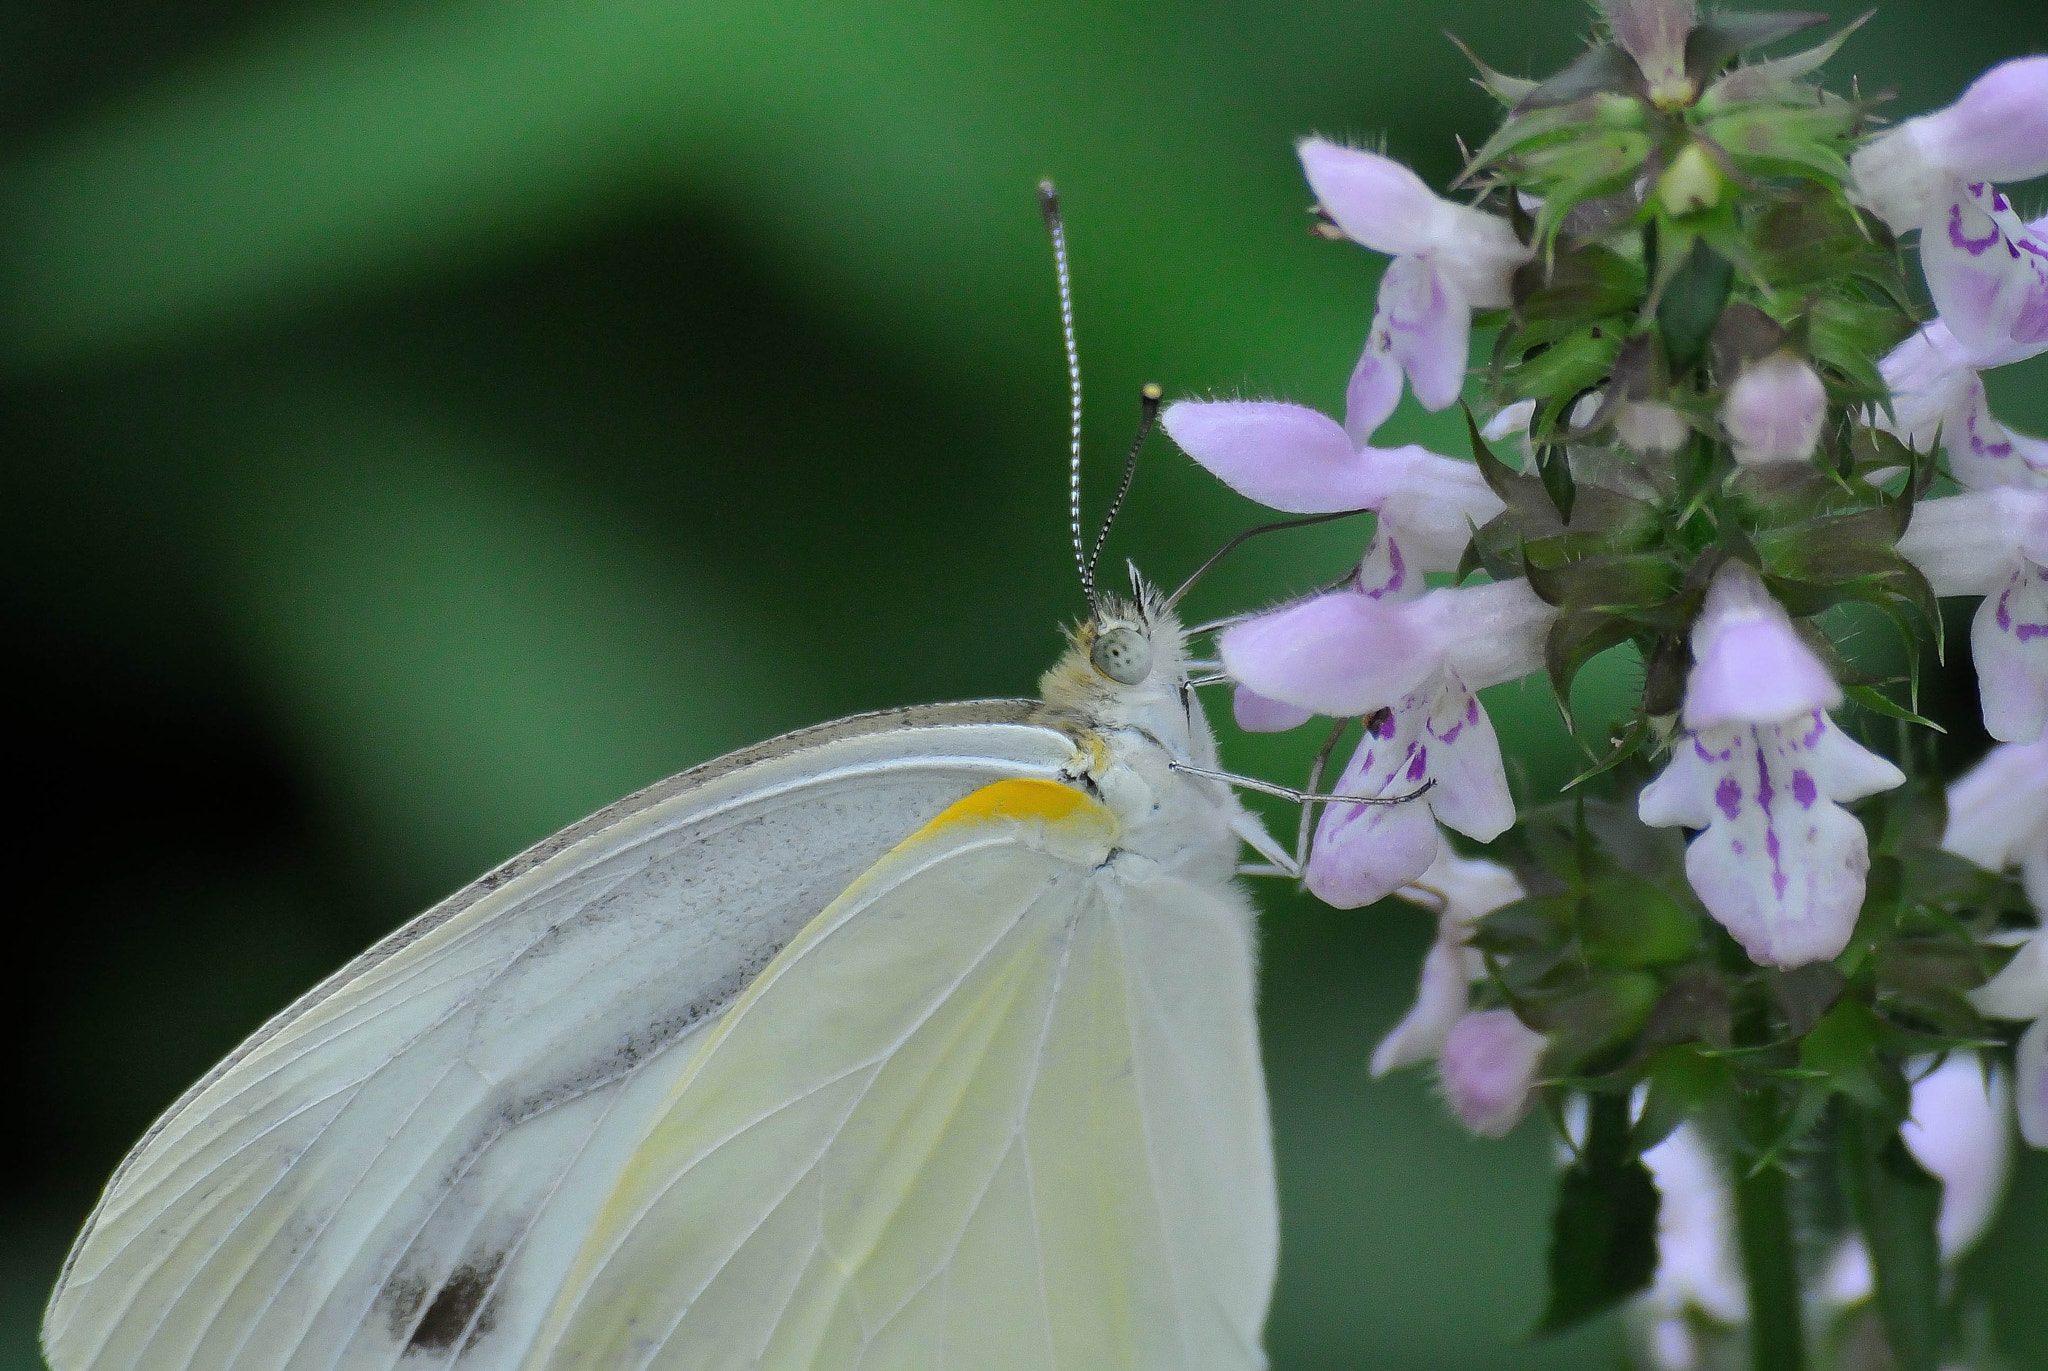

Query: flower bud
left=1602, top=0, right=1698, bottom=108
left=1657, top=144, right=1725, bottom=217
left=1438, top=1009, right=1546, bottom=1138
left=1723, top=352, right=1826, bottom=465
left=1614, top=398, right=1690, bottom=453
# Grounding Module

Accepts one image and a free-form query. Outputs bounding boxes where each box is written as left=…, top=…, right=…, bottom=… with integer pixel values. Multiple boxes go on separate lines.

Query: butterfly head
left=1038, top=568, right=1198, bottom=742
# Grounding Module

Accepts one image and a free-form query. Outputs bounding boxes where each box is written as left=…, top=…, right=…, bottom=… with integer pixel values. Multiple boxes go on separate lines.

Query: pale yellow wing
left=42, top=705, right=1082, bottom=1371
left=529, top=777, right=1275, bottom=1371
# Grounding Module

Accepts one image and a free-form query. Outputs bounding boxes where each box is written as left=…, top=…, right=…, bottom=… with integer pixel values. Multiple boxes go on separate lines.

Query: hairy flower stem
left=1732, top=1141, right=1807, bottom=1371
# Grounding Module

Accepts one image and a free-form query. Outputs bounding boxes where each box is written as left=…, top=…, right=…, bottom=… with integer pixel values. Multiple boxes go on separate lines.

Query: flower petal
left=1641, top=1124, right=1747, bottom=1325
left=1415, top=673, right=1514, bottom=841
left=1345, top=314, right=1403, bottom=445
left=1380, top=255, right=1471, bottom=412
left=2019, top=1016, right=2048, bottom=1149
left=1971, top=930, right=2048, bottom=1022
left=1724, top=353, right=1827, bottom=466
left=1639, top=714, right=1904, bottom=966
left=1921, top=182, right=2048, bottom=368
left=1900, top=1054, right=2013, bottom=1259
left=1684, top=561, right=1840, bottom=728
left=1371, top=446, right=1505, bottom=574
left=1232, top=687, right=1314, bottom=733
left=1221, top=591, right=1434, bottom=716
left=1972, top=556, right=2048, bottom=743
left=1942, top=739, right=2048, bottom=886
left=1298, top=138, right=1446, bottom=258
left=1438, top=1009, right=1546, bottom=1138
left=1304, top=703, right=1443, bottom=907
left=1161, top=399, right=1378, bottom=513
left=1371, top=936, right=1473, bottom=1076
left=1917, top=57, right=2048, bottom=185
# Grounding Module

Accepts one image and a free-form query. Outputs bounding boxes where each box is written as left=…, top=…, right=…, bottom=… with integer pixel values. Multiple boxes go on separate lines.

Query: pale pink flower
left=1639, top=564, right=1904, bottom=966
left=1897, top=487, right=2048, bottom=742
left=1299, top=138, right=1532, bottom=433
left=1372, top=851, right=1524, bottom=1077
left=1438, top=1008, right=1547, bottom=1138
left=1161, top=397, right=1502, bottom=572
left=1823, top=1054, right=2015, bottom=1301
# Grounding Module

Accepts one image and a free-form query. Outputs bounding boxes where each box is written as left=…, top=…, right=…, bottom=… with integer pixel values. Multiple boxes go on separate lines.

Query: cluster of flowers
left=1165, top=4, right=2046, bottom=1364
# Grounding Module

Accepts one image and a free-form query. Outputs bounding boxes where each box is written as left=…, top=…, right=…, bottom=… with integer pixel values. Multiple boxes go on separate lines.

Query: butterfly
left=45, top=563, right=1296, bottom=1370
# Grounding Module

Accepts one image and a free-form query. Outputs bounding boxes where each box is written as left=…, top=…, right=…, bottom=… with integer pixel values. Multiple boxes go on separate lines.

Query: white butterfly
left=43, top=573, right=1302, bottom=1370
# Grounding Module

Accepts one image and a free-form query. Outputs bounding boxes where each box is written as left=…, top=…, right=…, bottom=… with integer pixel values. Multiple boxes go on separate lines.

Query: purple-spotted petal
left=1973, top=556, right=2048, bottom=742
left=1345, top=315, right=1404, bottom=445
left=1304, top=697, right=1444, bottom=907
left=1922, top=182, right=2048, bottom=368
left=1221, top=591, right=1435, bottom=716
left=1380, top=255, right=1471, bottom=412
left=1232, top=687, right=1315, bottom=733
left=1415, top=672, right=1514, bottom=841
left=1161, top=400, right=1381, bottom=513
left=1638, top=713, right=1905, bottom=966
left=2020, top=1017, right=2048, bottom=1149
left=1438, top=1009, right=1547, bottom=1139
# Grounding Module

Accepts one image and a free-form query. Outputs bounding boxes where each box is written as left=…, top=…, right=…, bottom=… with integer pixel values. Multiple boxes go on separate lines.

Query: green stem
left=1732, top=1146, right=1807, bottom=1371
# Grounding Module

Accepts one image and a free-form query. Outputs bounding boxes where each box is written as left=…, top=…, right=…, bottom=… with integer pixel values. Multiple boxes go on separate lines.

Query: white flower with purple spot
left=1898, top=486, right=2048, bottom=742
left=1639, top=563, right=1905, bottom=966
left=1298, top=137, right=1532, bottom=433
left=1218, top=577, right=1554, bottom=904
left=1922, top=183, right=2048, bottom=369
left=1876, top=320, right=2048, bottom=491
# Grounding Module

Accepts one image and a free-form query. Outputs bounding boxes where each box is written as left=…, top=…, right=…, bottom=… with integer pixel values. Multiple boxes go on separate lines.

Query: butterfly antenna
left=1039, top=180, right=1094, bottom=609
left=1163, top=508, right=1374, bottom=613
left=1084, top=383, right=1162, bottom=598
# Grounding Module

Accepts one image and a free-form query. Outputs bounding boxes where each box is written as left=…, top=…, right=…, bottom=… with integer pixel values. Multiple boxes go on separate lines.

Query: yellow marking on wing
left=910, top=777, right=1113, bottom=842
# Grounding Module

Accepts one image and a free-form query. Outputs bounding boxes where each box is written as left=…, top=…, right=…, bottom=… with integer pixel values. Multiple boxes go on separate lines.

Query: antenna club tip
left=1037, top=181, right=1061, bottom=222
left=1140, top=383, right=1163, bottom=402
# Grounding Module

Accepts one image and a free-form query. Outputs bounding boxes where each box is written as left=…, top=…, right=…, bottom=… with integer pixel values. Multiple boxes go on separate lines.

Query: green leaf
left=1544, top=608, right=1637, bottom=717
left=1528, top=131, right=1657, bottom=245
left=1512, top=243, right=1646, bottom=324
left=1845, top=684, right=1944, bottom=732
left=1447, top=31, right=1541, bottom=107
left=1502, top=326, right=1626, bottom=405
left=1699, top=11, right=1873, bottom=107
left=1536, top=441, right=1578, bottom=524
left=1581, top=877, right=1702, bottom=967
left=1537, top=1093, right=1660, bottom=1334
left=1657, top=237, right=1734, bottom=374
left=1839, top=1099, right=1946, bottom=1371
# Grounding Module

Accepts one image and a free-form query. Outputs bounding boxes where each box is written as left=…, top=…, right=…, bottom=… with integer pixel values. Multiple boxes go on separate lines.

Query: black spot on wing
left=404, top=1250, right=505, bottom=1353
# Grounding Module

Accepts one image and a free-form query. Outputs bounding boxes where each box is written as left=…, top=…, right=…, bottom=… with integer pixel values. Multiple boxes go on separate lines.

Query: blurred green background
left=5, top=1, right=2046, bottom=1367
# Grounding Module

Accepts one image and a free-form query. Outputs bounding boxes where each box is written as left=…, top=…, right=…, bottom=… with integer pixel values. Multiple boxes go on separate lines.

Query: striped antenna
left=1038, top=180, right=1093, bottom=608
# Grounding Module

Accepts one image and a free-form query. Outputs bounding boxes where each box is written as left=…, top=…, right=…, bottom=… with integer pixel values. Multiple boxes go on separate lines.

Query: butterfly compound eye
left=1090, top=625, right=1153, bottom=685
